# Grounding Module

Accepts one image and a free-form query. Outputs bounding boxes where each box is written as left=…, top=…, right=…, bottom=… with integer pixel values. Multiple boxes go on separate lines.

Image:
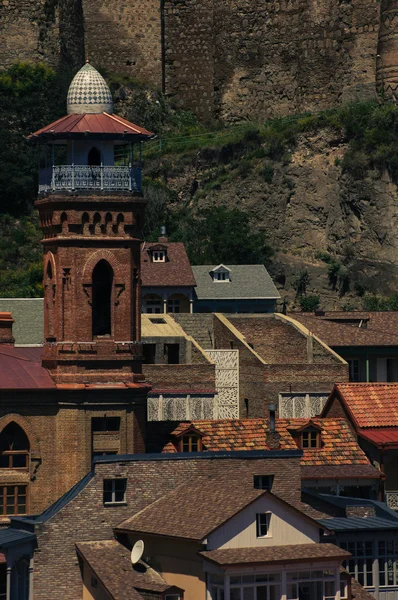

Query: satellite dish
left=131, top=540, right=144, bottom=564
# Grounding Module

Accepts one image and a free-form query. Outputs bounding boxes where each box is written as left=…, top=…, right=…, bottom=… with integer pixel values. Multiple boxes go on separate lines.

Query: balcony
left=39, top=165, right=142, bottom=193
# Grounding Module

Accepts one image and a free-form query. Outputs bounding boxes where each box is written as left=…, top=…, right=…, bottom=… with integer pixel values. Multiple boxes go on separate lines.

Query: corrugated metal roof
left=192, top=265, right=280, bottom=300
left=29, top=113, right=152, bottom=141
left=358, top=427, right=398, bottom=446
left=0, top=346, right=54, bottom=389
left=0, top=528, right=36, bottom=548
left=319, top=516, right=398, bottom=531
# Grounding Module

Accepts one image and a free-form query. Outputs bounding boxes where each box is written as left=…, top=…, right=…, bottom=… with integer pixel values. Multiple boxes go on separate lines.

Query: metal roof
left=0, top=528, right=36, bottom=549
left=319, top=516, right=398, bottom=531
left=28, top=112, right=153, bottom=143
left=0, top=346, right=54, bottom=389
left=358, top=427, right=398, bottom=446
left=192, top=265, right=280, bottom=300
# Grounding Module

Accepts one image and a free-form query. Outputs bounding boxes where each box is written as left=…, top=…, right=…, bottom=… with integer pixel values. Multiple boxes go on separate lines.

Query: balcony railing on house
left=386, top=491, right=398, bottom=510
left=39, top=165, right=142, bottom=193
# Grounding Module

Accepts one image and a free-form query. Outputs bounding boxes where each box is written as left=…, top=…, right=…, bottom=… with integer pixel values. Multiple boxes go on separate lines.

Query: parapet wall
left=1, top=0, right=392, bottom=121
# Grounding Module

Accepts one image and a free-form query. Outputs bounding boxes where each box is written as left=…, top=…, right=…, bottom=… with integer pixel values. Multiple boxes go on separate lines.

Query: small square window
left=302, top=431, right=319, bottom=449
left=103, top=478, right=126, bottom=504
left=153, top=250, right=166, bottom=262
left=180, top=435, right=202, bottom=452
left=256, top=513, right=271, bottom=537
left=254, top=475, right=274, bottom=491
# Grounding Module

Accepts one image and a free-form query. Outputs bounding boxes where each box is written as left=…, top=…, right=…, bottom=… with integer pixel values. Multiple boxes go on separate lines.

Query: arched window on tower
left=0, top=423, right=30, bottom=469
left=45, top=258, right=55, bottom=339
left=92, top=260, right=113, bottom=337
left=88, top=147, right=101, bottom=166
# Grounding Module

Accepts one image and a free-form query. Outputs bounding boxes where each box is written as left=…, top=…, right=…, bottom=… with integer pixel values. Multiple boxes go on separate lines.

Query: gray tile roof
left=0, top=299, right=43, bottom=345
left=318, top=516, right=398, bottom=531
left=0, top=528, right=36, bottom=548
left=192, top=265, right=280, bottom=300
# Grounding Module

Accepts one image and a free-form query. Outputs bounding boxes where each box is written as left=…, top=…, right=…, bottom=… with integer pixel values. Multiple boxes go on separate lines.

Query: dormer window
left=180, top=434, right=202, bottom=452
left=212, top=264, right=230, bottom=282
left=302, top=429, right=320, bottom=449
left=153, top=250, right=166, bottom=262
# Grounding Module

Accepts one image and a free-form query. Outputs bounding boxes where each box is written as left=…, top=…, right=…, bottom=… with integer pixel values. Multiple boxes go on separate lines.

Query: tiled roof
left=0, top=346, right=54, bottom=389
left=331, top=383, right=398, bottom=428
left=192, top=265, right=280, bottom=300
left=141, top=242, right=196, bottom=288
left=76, top=540, right=173, bottom=599
left=159, top=418, right=373, bottom=469
left=351, top=578, right=377, bottom=600
left=289, top=311, right=398, bottom=347
left=199, top=543, right=350, bottom=566
left=117, top=477, right=266, bottom=541
left=301, top=464, right=380, bottom=479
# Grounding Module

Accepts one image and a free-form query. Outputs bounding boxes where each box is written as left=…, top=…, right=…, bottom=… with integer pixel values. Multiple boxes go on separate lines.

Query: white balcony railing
left=39, top=165, right=142, bottom=193
left=386, top=491, right=398, bottom=510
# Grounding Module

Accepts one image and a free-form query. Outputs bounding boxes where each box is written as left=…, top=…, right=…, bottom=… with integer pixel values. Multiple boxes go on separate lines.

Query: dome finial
left=67, top=63, right=113, bottom=115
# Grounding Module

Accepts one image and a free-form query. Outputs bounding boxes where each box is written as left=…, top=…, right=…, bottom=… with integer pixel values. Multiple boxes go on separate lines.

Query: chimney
left=0, top=313, right=14, bottom=345
left=266, top=402, right=280, bottom=450
left=158, top=225, right=168, bottom=243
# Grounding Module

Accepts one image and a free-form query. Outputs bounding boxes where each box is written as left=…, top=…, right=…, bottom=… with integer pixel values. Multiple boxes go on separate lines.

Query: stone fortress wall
left=1, top=0, right=398, bottom=121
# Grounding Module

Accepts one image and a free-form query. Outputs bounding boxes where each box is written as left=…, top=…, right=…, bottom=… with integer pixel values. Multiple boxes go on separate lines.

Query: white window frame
left=153, top=250, right=166, bottom=262
left=213, top=270, right=229, bottom=282
left=256, top=512, right=271, bottom=538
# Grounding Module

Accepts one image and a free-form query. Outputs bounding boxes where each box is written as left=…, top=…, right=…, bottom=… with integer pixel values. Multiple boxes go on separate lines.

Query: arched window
left=92, top=260, right=113, bottom=336
left=82, top=212, right=90, bottom=235
left=60, top=212, right=68, bottom=234
left=88, top=147, right=101, bottom=166
left=0, top=423, right=30, bottom=469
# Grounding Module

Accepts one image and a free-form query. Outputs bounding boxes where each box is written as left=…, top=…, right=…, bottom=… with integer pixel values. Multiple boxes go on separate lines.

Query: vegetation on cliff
left=3, top=63, right=398, bottom=303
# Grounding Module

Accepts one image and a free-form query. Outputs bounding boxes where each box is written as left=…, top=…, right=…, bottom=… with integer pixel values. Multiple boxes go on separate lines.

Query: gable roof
left=141, top=242, right=196, bottom=288
left=76, top=540, right=175, bottom=600
left=326, top=383, right=398, bottom=429
left=157, top=418, right=375, bottom=472
left=288, top=311, right=398, bottom=347
left=192, top=265, right=280, bottom=300
left=117, top=476, right=266, bottom=541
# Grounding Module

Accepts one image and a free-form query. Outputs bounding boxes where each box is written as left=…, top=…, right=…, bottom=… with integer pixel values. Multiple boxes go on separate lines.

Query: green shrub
left=299, top=295, right=320, bottom=312
left=263, top=163, right=274, bottom=183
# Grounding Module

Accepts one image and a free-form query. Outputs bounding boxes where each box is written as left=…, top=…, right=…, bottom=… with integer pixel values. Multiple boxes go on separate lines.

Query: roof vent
left=149, top=318, right=167, bottom=324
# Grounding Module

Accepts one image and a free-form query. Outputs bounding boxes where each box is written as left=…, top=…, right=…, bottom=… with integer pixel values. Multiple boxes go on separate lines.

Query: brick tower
left=30, top=62, right=152, bottom=386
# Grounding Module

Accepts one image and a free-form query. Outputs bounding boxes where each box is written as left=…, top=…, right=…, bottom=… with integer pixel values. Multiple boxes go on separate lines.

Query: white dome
left=67, top=63, right=113, bottom=115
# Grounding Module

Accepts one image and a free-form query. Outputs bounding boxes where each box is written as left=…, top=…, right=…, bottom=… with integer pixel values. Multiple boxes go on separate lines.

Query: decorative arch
left=0, top=414, right=40, bottom=459
left=60, top=212, right=68, bottom=234
left=92, top=260, right=114, bottom=336
left=44, top=252, right=56, bottom=283
left=82, top=250, right=123, bottom=282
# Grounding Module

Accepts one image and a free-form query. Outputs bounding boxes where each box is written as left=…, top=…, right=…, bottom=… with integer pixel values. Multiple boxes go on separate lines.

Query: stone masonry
left=2, top=0, right=396, bottom=121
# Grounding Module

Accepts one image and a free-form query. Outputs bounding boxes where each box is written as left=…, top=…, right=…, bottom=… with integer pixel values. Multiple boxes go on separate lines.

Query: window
left=348, top=359, right=360, bottom=382
left=340, top=541, right=374, bottom=587
left=0, top=423, right=30, bottom=470
left=340, top=580, right=348, bottom=599
left=210, top=573, right=281, bottom=600
left=143, top=343, right=157, bottom=364
left=167, top=298, right=180, bottom=313
left=164, top=343, right=179, bottom=365
left=152, top=250, right=166, bottom=262
left=301, top=430, right=319, bottom=449
left=92, top=260, right=113, bottom=336
left=144, top=299, right=162, bottom=314
left=165, top=596, right=181, bottom=600
left=213, top=270, right=229, bottom=282
left=378, top=540, right=398, bottom=587
left=180, top=435, right=202, bottom=452
left=103, top=479, right=126, bottom=504
left=0, top=485, right=27, bottom=516
left=256, top=513, right=271, bottom=537
left=92, top=417, right=120, bottom=432
left=286, top=569, right=335, bottom=600
left=253, top=475, right=274, bottom=491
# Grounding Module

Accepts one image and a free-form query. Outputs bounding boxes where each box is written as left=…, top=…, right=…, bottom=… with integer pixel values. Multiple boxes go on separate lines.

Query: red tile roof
left=160, top=417, right=374, bottom=469
left=29, top=112, right=152, bottom=140
left=331, top=383, right=398, bottom=428
left=289, top=311, right=398, bottom=347
left=199, top=543, right=351, bottom=566
left=141, top=242, right=196, bottom=288
left=0, top=347, right=55, bottom=389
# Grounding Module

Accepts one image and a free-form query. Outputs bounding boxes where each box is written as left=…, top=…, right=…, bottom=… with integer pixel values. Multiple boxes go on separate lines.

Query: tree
left=299, top=295, right=320, bottom=312
left=170, top=205, right=274, bottom=265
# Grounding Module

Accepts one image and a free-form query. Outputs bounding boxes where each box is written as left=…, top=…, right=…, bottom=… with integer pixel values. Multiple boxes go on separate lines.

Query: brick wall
left=173, top=314, right=214, bottom=350
left=33, top=453, right=302, bottom=600
left=144, top=363, right=216, bottom=391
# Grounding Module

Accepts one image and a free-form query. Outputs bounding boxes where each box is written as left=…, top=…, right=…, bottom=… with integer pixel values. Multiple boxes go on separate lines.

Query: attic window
left=253, top=475, right=274, bottom=491
left=180, top=434, right=202, bottom=453
left=213, top=270, right=229, bottom=282
left=152, top=250, right=166, bottom=262
left=302, top=430, right=320, bottom=449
